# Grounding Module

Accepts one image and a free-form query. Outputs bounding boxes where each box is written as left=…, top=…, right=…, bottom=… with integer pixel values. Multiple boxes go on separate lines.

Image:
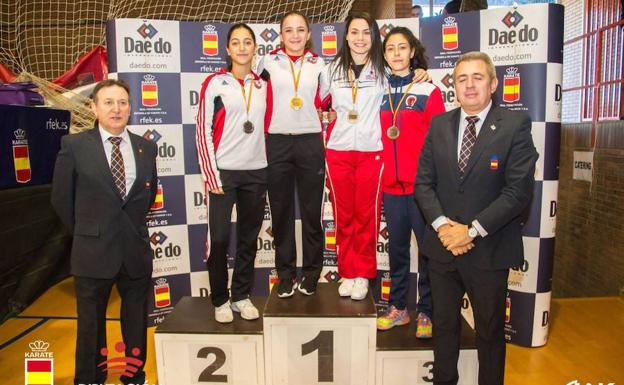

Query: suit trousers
left=428, top=258, right=509, bottom=385
left=382, top=192, right=432, bottom=316
left=266, top=133, right=325, bottom=281
left=207, top=168, right=267, bottom=307
left=74, top=271, right=149, bottom=385
left=325, top=149, right=383, bottom=279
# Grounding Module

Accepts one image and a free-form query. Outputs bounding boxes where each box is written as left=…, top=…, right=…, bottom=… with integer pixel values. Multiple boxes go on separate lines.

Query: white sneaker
left=231, top=298, right=259, bottom=320
left=215, top=300, right=233, bottom=323
left=338, top=278, right=355, bottom=297
left=350, top=278, right=369, bottom=300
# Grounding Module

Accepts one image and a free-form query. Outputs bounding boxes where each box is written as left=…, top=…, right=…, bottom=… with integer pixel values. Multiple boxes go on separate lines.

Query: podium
left=155, top=283, right=478, bottom=385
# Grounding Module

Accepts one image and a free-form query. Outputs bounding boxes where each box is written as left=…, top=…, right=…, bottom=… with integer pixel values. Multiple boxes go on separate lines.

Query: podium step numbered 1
left=154, top=283, right=478, bottom=385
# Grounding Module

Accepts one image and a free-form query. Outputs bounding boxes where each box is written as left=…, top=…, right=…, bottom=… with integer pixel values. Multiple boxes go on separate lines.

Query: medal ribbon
left=288, top=56, right=304, bottom=96
left=347, top=60, right=368, bottom=109
left=387, top=79, right=416, bottom=129
left=234, top=73, right=254, bottom=118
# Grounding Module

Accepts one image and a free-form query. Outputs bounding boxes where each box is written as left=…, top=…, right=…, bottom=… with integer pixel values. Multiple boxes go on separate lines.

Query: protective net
left=1, top=0, right=354, bottom=131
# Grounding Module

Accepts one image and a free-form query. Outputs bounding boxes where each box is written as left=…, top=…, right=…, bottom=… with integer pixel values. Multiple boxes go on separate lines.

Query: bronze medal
left=290, top=95, right=303, bottom=110
left=387, top=125, right=399, bottom=140
left=243, top=120, right=254, bottom=134
left=347, top=110, right=359, bottom=124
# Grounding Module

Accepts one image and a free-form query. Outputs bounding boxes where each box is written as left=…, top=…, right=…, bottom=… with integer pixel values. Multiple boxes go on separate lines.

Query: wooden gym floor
left=0, top=277, right=623, bottom=385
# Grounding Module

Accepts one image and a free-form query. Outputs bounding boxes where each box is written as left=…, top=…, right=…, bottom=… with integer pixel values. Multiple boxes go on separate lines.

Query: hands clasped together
left=438, top=219, right=475, bottom=256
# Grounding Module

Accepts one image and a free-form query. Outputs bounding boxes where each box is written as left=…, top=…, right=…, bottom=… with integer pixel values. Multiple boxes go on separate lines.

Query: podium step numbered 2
left=154, top=283, right=478, bottom=385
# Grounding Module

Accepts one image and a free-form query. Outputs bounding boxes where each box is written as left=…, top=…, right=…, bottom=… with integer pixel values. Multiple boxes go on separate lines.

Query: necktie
left=458, top=116, right=479, bottom=177
left=109, top=137, right=126, bottom=198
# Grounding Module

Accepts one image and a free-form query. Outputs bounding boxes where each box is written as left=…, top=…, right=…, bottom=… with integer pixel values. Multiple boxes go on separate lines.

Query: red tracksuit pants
left=325, top=149, right=383, bottom=279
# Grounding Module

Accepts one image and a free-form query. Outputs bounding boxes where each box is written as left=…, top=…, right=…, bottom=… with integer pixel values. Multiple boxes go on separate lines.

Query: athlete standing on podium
left=196, top=23, right=268, bottom=323
left=257, top=12, right=326, bottom=298
left=320, top=12, right=429, bottom=301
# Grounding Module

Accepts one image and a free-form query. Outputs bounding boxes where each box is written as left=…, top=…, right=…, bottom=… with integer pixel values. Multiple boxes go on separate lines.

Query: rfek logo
left=24, top=340, right=54, bottom=385
left=442, top=17, right=458, bottom=51
left=269, top=269, right=279, bottom=292
left=141, top=74, right=158, bottom=107
left=99, top=341, right=144, bottom=378
left=12, top=128, right=31, bottom=183
left=321, top=26, right=337, bottom=56
left=202, top=25, right=219, bottom=56
left=325, top=222, right=336, bottom=251
left=151, top=179, right=164, bottom=210
left=381, top=272, right=391, bottom=302
left=503, top=67, right=520, bottom=103
left=154, top=277, right=171, bottom=308
left=505, top=295, right=511, bottom=323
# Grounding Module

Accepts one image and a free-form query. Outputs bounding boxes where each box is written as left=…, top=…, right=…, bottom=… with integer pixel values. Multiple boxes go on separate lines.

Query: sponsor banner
left=187, top=223, right=209, bottom=272
left=480, top=4, right=549, bottom=65
left=376, top=18, right=420, bottom=40
left=181, top=72, right=209, bottom=124
left=537, top=237, right=555, bottom=293
left=522, top=181, right=542, bottom=238
left=531, top=122, right=545, bottom=181
left=376, top=219, right=390, bottom=270
left=319, top=266, right=341, bottom=283
left=461, top=293, right=474, bottom=329
left=540, top=180, right=558, bottom=238
left=184, top=173, right=208, bottom=225
left=504, top=290, right=535, bottom=346
left=128, top=124, right=185, bottom=176
left=429, top=69, right=459, bottom=111
left=545, top=63, right=563, bottom=123
left=119, top=72, right=182, bottom=125
left=311, top=23, right=344, bottom=63
left=547, top=4, right=564, bottom=64
left=150, top=224, right=191, bottom=277
left=182, top=124, right=201, bottom=175
left=180, top=22, right=229, bottom=73
left=112, top=19, right=181, bottom=73
left=543, top=123, right=561, bottom=181
left=421, top=12, right=480, bottom=69
left=256, top=218, right=276, bottom=268
left=371, top=272, right=419, bottom=310
left=143, top=175, right=187, bottom=227
left=322, top=220, right=337, bottom=265
left=494, top=63, right=547, bottom=122
left=149, top=273, right=191, bottom=326
left=189, top=270, right=211, bottom=298
left=508, top=237, right=539, bottom=293
left=252, top=267, right=273, bottom=297
left=249, top=23, right=281, bottom=61
left=531, top=291, right=551, bottom=346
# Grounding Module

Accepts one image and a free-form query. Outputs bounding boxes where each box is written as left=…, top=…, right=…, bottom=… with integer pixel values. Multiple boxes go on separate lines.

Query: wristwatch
left=468, top=226, right=479, bottom=238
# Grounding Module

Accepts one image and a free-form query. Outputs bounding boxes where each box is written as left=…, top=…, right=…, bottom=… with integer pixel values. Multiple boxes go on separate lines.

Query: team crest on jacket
left=307, top=56, right=319, bottom=64
left=405, top=95, right=417, bottom=107
left=254, top=80, right=263, bottom=89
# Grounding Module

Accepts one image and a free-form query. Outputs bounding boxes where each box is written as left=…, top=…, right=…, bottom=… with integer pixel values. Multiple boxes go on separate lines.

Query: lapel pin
left=146, top=181, right=151, bottom=188
left=490, top=124, right=496, bottom=131
left=139, top=148, right=143, bottom=153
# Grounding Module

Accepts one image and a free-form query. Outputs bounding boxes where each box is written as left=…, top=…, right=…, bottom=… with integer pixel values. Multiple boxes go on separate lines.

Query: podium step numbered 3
left=154, top=283, right=478, bottom=385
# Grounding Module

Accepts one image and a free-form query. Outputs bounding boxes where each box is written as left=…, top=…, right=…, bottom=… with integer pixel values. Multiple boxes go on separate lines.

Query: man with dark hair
left=52, top=79, right=158, bottom=385
left=415, top=51, right=537, bottom=385
left=412, top=4, right=423, bottom=18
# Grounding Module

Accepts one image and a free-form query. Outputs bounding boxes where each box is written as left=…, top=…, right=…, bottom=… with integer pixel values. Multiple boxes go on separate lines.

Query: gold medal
left=387, top=125, right=399, bottom=140
left=290, top=95, right=303, bottom=110
left=347, top=110, right=359, bottom=124
left=243, top=120, right=254, bottom=134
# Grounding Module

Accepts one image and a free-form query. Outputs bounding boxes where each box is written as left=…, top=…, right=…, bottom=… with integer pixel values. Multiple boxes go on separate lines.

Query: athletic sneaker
left=214, top=300, right=233, bottom=323
left=338, top=278, right=355, bottom=297
left=376, top=305, right=411, bottom=330
left=350, top=278, right=369, bottom=300
left=231, top=298, right=259, bottom=320
left=276, top=278, right=297, bottom=298
left=416, top=312, right=433, bottom=339
left=297, top=276, right=317, bottom=295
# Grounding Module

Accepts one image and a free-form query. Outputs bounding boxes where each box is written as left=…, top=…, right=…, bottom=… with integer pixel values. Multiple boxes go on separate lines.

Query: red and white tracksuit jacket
left=257, top=48, right=325, bottom=134
left=380, top=74, right=446, bottom=195
left=320, top=61, right=387, bottom=279
left=196, top=68, right=268, bottom=190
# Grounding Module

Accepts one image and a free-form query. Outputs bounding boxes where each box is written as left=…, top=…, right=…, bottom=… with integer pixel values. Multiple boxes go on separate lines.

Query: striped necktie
left=458, top=116, right=479, bottom=177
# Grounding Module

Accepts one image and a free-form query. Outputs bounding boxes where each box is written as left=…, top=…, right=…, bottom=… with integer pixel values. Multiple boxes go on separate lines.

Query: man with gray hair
left=415, top=51, right=537, bottom=385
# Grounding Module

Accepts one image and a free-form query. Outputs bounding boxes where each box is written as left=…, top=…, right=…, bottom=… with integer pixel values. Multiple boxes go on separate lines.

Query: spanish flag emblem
left=25, top=359, right=53, bottom=385
left=325, top=229, right=336, bottom=251
left=13, top=145, right=31, bottom=183
left=322, top=30, right=337, bottom=56
left=154, top=279, right=171, bottom=308
left=442, top=17, right=458, bottom=51
left=203, top=27, right=218, bottom=56
left=381, top=274, right=391, bottom=302
left=141, top=74, right=158, bottom=107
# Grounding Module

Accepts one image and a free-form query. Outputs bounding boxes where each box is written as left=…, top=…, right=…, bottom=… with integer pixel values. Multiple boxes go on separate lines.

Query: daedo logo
left=143, top=128, right=176, bottom=159
left=12, top=128, right=31, bottom=183
left=378, top=23, right=394, bottom=38
left=25, top=340, right=54, bottom=385
left=257, top=28, right=279, bottom=55
left=442, top=17, right=458, bottom=51
left=489, top=10, right=538, bottom=46
left=125, top=22, right=173, bottom=54
left=439, top=73, right=456, bottom=104
left=202, top=25, right=219, bottom=56
left=321, top=25, right=337, bottom=56
left=502, top=67, right=521, bottom=103
left=151, top=231, right=182, bottom=259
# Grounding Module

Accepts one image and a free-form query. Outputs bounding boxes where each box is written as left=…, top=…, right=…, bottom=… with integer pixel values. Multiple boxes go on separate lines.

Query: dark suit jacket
left=51, top=126, right=158, bottom=279
left=415, top=105, right=538, bottom=270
